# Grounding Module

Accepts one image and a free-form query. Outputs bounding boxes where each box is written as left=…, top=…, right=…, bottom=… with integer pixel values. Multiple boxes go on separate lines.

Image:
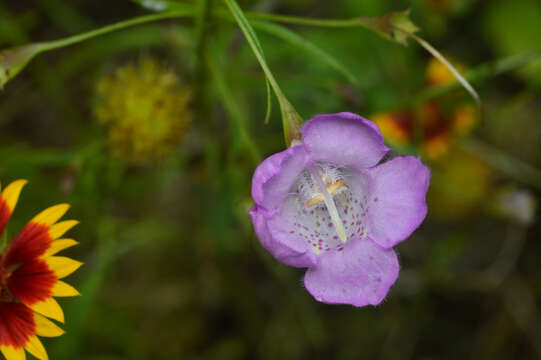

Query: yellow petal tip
left=1, top=179, right=28, bottom=211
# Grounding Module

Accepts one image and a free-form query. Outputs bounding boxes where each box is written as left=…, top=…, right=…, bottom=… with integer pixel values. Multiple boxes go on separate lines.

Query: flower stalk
left=222, top=0, right=304, bottom=146
left=194, top=0, right=214, bottom=118
left=407, top=32, right=481, bottom=109
left=0, top=11, right=194, bottom=88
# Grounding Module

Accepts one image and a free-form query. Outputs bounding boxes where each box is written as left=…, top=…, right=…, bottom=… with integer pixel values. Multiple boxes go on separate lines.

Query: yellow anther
left=304, top=180, right=347, bottom=209
left=307, top=168, right=348, bottom=244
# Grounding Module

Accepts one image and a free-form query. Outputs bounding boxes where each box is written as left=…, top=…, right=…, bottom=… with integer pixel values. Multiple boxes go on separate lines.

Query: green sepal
left=361, top=9, right=419, bottom=46
left=280, top=99, right=304, bottom=147
left=0, top=44, right=44, bottom=89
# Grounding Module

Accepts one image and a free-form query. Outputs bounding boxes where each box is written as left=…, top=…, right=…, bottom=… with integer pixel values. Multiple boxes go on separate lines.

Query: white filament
left=308, top=166, right=347, bottom=243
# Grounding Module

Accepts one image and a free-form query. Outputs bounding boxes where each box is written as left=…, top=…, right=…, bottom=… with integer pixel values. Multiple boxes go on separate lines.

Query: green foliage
left=483, top=0, right=541, bottom=87
left=223, top=0, right=304, bottom=146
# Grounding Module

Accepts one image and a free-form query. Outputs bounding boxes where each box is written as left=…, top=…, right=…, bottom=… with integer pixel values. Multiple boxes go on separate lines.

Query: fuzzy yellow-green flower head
left=95, top=58, right=192, bottom=164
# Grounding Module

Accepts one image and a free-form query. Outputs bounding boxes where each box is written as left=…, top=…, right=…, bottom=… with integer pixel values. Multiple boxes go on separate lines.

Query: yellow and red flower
left=372, top=58, right=476, bottom=161
left=0, top=180, right=82, bottom=360
left=372, top=102, right=461, bottom=160
left=426, top=57, right=466, bottom=86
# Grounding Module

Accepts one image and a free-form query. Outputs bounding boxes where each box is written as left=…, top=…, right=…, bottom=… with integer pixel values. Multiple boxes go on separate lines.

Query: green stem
left=40, top=11, right=194, bottom=52
left=243, top=12, right=484, bottom=110
left=195, top=0, right=213, bottom=46
left=0, top=10, right=196, bottom=88
left=36, top=4, right=372, bottom=55
left=245, top=11, right=370, bottom=28
left=193, top=0, right=220, bottom=186
left=6, top=5, right=536, bottom=119
left=222, top=0, right=285, bottom=100
left=194, top=0, right=214, bottom=117
left=408, top=32, right=481, bottom=109
left=222, top=0, right=304, bottom=145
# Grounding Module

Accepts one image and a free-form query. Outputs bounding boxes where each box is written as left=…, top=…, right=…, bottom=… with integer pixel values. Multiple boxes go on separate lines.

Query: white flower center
left=289, top=163, right=369, bottom=254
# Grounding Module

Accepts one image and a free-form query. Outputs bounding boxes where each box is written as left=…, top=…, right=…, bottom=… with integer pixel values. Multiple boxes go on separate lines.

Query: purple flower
left=249, top=112, right=430, bottom=307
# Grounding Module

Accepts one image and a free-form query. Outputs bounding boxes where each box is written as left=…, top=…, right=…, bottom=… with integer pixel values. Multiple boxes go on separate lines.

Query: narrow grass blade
left=250, top=19, right=359, bottom=85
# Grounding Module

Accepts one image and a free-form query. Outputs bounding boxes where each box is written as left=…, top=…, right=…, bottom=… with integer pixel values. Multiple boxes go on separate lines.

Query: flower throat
left=298, top=164, right=349, bottom=243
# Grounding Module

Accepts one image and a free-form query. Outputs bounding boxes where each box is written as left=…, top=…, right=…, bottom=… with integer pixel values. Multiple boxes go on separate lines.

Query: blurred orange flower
left=372, top=57, right=476, bottom=160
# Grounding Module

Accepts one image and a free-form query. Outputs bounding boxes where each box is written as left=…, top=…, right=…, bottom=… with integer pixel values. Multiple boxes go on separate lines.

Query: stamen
left=308, top=166, right=347, bottom=243
left=304, top=180, right=347, bottom=208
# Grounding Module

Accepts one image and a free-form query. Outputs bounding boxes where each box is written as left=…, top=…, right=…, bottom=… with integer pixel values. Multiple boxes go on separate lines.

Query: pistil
left=308, top=166, right=347, bottom=243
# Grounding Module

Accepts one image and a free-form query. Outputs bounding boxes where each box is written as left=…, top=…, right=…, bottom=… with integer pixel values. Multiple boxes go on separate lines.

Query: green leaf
left=250, top=19, right=359, bottom=85
left=223, top=0, right=304, bottom=146
left=136, top=0, right=348, bottom=132
left=221, top=0, right=274, bottom=127
left=264, top=79, right=272, bottom=124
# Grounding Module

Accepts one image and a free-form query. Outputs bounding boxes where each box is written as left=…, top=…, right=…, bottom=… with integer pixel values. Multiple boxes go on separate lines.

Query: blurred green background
left=1, top=0, right=541, bottom=359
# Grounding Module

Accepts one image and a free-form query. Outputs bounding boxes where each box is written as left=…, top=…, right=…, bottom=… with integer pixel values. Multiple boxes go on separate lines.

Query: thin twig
left=407, top=32, right=481, bottom=109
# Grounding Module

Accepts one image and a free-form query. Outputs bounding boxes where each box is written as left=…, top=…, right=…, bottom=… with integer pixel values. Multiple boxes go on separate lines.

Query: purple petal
left=303, top=238, right=399, bottom=307
left=366, top=156, right=430, bottom=248
left=249, top=206, right=317, bottom=268
left=251, top=145, right=312, bottom=214
left=300, top=112, right=390, bottom=169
